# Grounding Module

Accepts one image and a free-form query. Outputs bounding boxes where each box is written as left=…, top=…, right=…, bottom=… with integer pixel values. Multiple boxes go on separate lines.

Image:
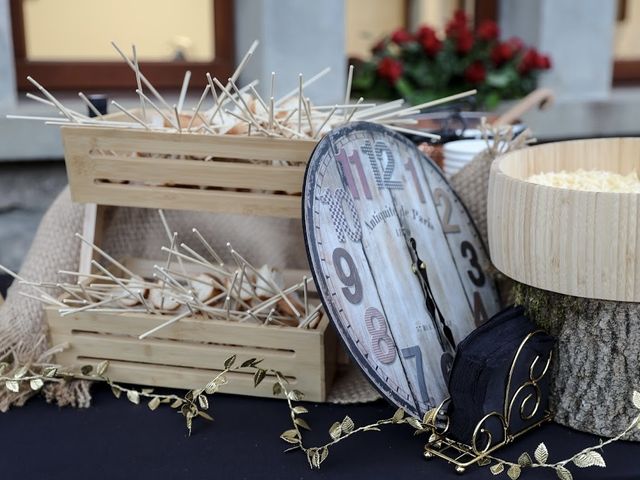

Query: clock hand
left=408, top=238, right=456, bottom=352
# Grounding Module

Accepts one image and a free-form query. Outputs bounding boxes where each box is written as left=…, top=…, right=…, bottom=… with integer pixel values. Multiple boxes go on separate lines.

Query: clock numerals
left=332, top=247, right=363, bottom=304
left=365, top=307, right=397, bottom=364
left=404, top=158, right=426, bottom=204
left=433, top=188, right=461, bottom=234
left=461, top=241, right=486, bottom=287
left=473, top=291, right=489, bottom=327
left=336, top=149, right=372, bottom=200
left=401, top=345, right=430, bottom=404
left=320, top=187, right=362, bottom=243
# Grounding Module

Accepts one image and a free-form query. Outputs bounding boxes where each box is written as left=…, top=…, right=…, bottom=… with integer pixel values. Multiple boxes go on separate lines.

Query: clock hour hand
left=408, top=238, right=456, bottom=353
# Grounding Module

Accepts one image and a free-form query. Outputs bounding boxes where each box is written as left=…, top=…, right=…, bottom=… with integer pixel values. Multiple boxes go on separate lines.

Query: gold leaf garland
left=1, top=353, right=639, bottom=477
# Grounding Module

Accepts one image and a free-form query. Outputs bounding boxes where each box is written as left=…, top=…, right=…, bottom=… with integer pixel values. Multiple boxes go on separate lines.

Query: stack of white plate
left=442, top=139, right=492, bottom=177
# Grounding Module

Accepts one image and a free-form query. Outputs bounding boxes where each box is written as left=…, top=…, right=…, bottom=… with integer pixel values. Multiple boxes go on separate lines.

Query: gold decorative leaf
left=288, top=390, right=304, bottom=401
left=5, top=380, right=19, bottom=392
left=273, top=383, right=283, bottom=396
left=111, top=386, right=121, bottom=399
left=43, top=366, right=57, bottom=378
left=142, top=388, right=154, bottom=395
left=422, top=408, right=437, bottom=426
left=170, top=399, right=183, bottom=408
left=148, top=397, right=161, bottom=411
left=204, top=381, right=218, bottom=395
left=406, top=417, right=423, bottom=430
left=96, top=360, right=109, bottom=376
left=30, top=378, right=44, bottom=391
left=14, top=366, right=28, bottom=379
left=490, top=463, right=504, bottom=475
left=573, top=451, right=606, bottom=468
left=254, top=369, right=266, bottom=388
left=556, top=466, right=573, bottom=480
left=80, top=365, right=93, bottom=376
left=319, top=446, right=329, bottom=464
left=341, top=416, right=355, bottom=434
left=126, top=390, right=140, bottom=405
left=0, top=362, right=8, bottom=374
left=241, top=358, right=257, bottom=368
left=392, top=407, right=405, bottom=423
left=518, top=452, right=532, bottom=467
left=633, top=391, right=640, bottom=410
left=293, top=406, right=308, bottom=415
left=198, top=394, right=209, bottom=410
left=224, top=355, right=236, bottom=369
left=534, top=443, right=549, bottom=464
left=280, top=429, right=299, bottom=444
left=329, top=422, right=342, bottom=440
left=295, top=418, right=311, bottom=431
left=507, top=465, right=521, bottom=479
left=197, top=411, right=213, bottom=421
left=312, top=450, right=321, bottom=468
left=477, top=457, right=491, bottom=467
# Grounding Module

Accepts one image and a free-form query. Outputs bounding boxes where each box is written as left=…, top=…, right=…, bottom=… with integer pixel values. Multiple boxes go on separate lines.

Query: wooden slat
left=62, top=126, right=317, bottom=162
left=69, top=181, right=302, bottom=218
left=90, top=155, right=305, bottom=192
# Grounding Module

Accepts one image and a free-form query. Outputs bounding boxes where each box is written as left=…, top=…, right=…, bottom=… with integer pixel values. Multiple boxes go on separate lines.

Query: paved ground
left=0, top=160, right=67, bottom=271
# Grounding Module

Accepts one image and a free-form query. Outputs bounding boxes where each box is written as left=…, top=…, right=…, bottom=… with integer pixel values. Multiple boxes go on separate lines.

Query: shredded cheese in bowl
left=526, top=169, right=640, bottom=193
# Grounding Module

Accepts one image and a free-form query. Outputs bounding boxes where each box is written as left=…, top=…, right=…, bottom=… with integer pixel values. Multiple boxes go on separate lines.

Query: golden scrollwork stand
left=422, top=330, right=553, bottom=474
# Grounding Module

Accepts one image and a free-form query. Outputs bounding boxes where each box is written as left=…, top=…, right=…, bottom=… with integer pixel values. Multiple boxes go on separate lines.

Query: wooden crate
left=61, top=126, right=317, bottom=218
left=45, top=261, right=337, bottom=401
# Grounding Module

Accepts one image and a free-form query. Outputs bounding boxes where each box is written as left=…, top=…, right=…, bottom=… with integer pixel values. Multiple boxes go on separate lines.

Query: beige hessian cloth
left=0, top=129, right=526, bottom=411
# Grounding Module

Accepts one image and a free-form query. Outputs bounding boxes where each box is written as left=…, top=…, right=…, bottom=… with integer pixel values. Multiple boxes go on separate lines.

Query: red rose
left=490, top=42, right=514, bottom=65
left=377, top=57, right=403, bottom=84
left=536, top=54, right=552, bottom=69
left=477, top=20, right=499, bottom=41
left=456, top=29, right=474, bottom=54
left=416, top=26, right=442, bottom=56
left=506, top=36, right=524, bottom=53
left=446, top=9, right=469, bottom=38
left=518, top=48, right=538, bottom=74
left=391, top=28, right=413, bottom=44
left=464, top=61, right=486, bottom=84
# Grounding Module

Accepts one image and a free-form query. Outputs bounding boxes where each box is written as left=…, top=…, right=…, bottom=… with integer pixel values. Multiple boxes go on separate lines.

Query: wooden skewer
left=276, top=67, right=331, bottom=106
left=343, top=97, right=364, bottom=124
left=177, top=70, right=192, bottom=113
left=27, top=92, right=90, bottom=121
left=297, top=73, right=303, bottom=134
left=387, top=125, right=440, bottom=140
left=205, top=73, right=225, bottom=124
left=269, top=96, right=274, bottom=131
left=344, top=64, right=354, bottom=104
left=138, top=309, right=193, bottom=340
left=313, top=105, right=338, bottom=140
left=111, top=101, right=150, bottom=130
left=135, top=89, right=177, bottom=129
left=60, top=292, right=130, bottom=316
left=75, top=233, right=138, bottom=279
left=353, top=99, right=404, bottom=119
left=26, top=76, right=75, bottom=121
left=160, top=246, right=227, bottom=278
left=270, top=71, right=276, bottom=99
left=191, top=228, right=225, bottom=267
left=91, top=260, right=153, bottom=313
left=231, top=39, right=259, bottom=84
left=0, top=264, right=66, bottom=307
left=187, top=84, right=211, bottom=130
left=370, top=89, right=477, bottom=122
left=132, top=45, right=147, bottom=122
left=299, top=303, right=323, bottom=328
left=173, top=105, right=182, bottom=132
left=78, top=92, right=104, bottom=119
left=111, top=42, right=172, bottom=111
left=302, top=276, right=309, bottom=316
left=303, top=97, right=314, bottom=137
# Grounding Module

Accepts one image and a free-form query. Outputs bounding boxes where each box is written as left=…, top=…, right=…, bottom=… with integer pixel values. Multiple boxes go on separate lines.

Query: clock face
left=303, top=122, right=500, bottom=418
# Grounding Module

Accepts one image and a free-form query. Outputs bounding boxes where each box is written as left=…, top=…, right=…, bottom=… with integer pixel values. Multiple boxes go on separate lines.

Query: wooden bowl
left=488, top=137, right=640, bottom=302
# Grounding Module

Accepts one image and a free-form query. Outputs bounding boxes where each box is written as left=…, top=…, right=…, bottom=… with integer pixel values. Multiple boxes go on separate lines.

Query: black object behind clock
left=302, top=122, right=500, bottom=418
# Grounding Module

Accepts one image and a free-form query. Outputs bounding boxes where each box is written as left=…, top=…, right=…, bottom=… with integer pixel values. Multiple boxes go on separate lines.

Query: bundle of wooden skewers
left=7, top=40, right=476, bottom=142
left=1, top=211, right=322, bottom=340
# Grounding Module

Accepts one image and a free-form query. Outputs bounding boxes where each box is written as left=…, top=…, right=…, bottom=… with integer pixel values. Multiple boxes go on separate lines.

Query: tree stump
left=515, top=284, right=640, bottom=441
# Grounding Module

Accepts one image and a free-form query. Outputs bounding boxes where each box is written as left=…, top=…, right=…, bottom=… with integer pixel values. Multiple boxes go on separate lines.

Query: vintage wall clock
left=303, top=122, right=500, bottom=418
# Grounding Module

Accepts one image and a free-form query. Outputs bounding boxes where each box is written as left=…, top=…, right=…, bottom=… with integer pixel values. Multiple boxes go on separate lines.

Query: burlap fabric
left=0, top=188, right=378, bottom=410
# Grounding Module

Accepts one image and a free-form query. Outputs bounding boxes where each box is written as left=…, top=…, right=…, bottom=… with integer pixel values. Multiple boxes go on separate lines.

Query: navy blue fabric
left=0, top=276, right=638, bottom=479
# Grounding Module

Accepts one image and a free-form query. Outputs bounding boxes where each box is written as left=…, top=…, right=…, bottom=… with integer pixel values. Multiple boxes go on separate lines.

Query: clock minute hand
left=408, top=238, right=456, bottom=353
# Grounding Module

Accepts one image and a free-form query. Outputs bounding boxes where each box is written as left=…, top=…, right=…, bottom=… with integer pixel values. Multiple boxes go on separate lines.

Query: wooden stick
left=75, top=233, right=137, bottom=278
left=231, top=39, right=259, bottom=84
left=371, top=89, right=477, bottom=122
left=173, top=105, right=182, bottom=132
left=26, top=76, right=74, bottom=121
left=111, top=41, right=172, bottom=111
left=91, top=260, right=153, bottom=313
left=297, top=73, right=303, bottom=134
left=111, top=101, right=150, bottom=130
left=314, top=105, right=338, bottom=140
left=386, top=125, right=440, bottom=140
left=138, top=309, right=193, bottom=340
left=191, top=228, right=225, bottom=267
left=136, top=89, right=177, bottom=129
left=0, top=264, right=66, bottom=307
left=187, top=84, right=211, bottom=130
left=78, top=92, right=104, bottom=119
left=132, top=45, right=147, bottom=122
left=299, top=303, right=323, bottom=329
left=343, top=97, right=364, bottom=124
left=60, top=292, right=129, bottom=316
left=344, top=64, right=354, bottom=104
left=353, top=99, right=404, bottom=119
left=276, top=67, right=331, bottom=106
left=303, top=276, right=309, bottom=317
left=303, top=97, right=314, bottom=137
left=205, top=73, right=225, bottom=124
left=160, top=246, right=227, bottom=277
left=177, top=70, right=192, bottom=113
left=270, top=71, right=276, bottom=99
left=269, top=96, right=274, bottom=131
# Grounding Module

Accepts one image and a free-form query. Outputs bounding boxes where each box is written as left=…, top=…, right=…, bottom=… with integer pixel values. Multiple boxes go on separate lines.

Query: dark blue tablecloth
left=1, top=276, right=638, bottom=479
